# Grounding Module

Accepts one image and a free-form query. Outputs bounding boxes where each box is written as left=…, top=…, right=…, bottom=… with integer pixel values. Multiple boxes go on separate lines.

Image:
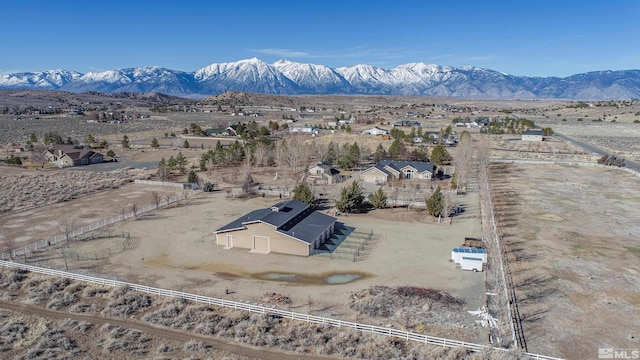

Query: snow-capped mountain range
left=2, top=58, right=639, bottom=100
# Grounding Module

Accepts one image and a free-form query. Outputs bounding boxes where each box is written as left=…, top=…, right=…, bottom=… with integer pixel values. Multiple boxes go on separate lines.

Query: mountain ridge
left=1, top=58, right=639, bottom=100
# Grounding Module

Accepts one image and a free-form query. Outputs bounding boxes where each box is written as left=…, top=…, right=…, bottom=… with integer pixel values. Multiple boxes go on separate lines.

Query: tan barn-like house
left=214, top=200, right=336, bottom=256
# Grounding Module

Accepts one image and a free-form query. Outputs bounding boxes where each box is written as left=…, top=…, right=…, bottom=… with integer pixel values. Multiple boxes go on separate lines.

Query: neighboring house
left=362, top=127, right=390, bottom=135
left=442, top=134, right=457, bottom=146
left=289, top=125, right=319, bottom=134
left=307, top=161, right=341, bottom=184
left=214, top=200, right=337, bottom=257
left=204, top=128, right=230, bottom=136
left=393, top=120, right=421, bottom=127
left=44, top=145, right=104, bottom=167
left=226, top=124, right=239, bottom=136
left=522, top=129, right=544, bottom=141
left=475, top=116, right=492, bottom=127
left=425, top=131, right=440, bottom=142
left=359, top=160, right=434, bottom=184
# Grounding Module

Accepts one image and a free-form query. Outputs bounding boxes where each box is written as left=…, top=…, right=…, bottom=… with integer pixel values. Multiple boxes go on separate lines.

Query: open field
left=3, top=92, right=640, bottom=358
left=488, top=163, right=640, bottom=359
left=10, top=183, right=487, bottom=344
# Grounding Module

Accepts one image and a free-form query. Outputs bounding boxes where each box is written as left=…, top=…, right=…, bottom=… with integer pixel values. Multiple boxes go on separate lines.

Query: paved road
left=0, top=300, right=339, bottom=360
left=550, top=132, right=640, bottom=173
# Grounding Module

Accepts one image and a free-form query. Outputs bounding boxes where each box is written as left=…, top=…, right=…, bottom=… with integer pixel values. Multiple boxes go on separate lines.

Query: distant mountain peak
left=1, top=58, right=639, bottom=100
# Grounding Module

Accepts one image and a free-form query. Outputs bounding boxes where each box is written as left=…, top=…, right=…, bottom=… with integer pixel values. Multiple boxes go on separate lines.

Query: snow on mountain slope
left=1, top=59, right=639, bottom=99
left=194, top=58, right=298, bottom=94
left=272, top=59, right=350, bottom=93
left=0, top=69, right=82, bottom=88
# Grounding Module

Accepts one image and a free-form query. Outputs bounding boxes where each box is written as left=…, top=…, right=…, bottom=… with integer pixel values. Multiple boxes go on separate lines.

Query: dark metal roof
left=376, top=160, right=434, bottom=174
left=215, top=200, right=336, bottom=244
left=522, top=129, right=544, bottom=135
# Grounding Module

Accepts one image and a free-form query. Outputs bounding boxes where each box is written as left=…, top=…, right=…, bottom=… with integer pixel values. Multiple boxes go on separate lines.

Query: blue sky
left=1, top=0, right=638, bottom=77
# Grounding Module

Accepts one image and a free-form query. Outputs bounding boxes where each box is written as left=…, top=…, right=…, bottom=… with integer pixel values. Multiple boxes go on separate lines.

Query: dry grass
left=0, top=268, right=528, bottom=359
left=350, top=286, right=466, bottom=332
left=0, top=168, right=155, bottom=214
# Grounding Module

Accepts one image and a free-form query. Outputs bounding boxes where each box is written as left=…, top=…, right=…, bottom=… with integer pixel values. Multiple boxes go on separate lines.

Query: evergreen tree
left=174, top=151, right=188, bottom=173
left=157, top=157, right=169, bottom=180
left=199, top=153, right=207, bottom=171
left=293, top=182, right=315, bottom=206
left=338, top=142, right=361, bottom=170
left=373, top=143, right=387, bottom=162
left=106, top=150, right=116, bottom=158
left=326, top=141, right=338, bottom=163
left=388, top=138, right=406, bottom=159
left=430, top=144, right=452, bottom=165
left=412, top=146, right=430, bottom=162
left=183, top=139, right=190, bottom=148
left=335, top=181, right=365, bottom=213
left=151, top=138, right=159, bottom=148
left=187, top=170, right=198, bottom=183
left=426, top=186, right=445, bottom=217
left=368, top=187, right=387, bottom=209
left=121, top=135, right=130, bottom=149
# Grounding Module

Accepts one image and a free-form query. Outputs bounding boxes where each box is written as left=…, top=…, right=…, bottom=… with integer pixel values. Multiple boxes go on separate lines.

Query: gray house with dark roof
left=44, top=145, right=104, bottom=167
left=359, top=160, right=434, bottom=184
left=214, top=200, right=336, bottom=256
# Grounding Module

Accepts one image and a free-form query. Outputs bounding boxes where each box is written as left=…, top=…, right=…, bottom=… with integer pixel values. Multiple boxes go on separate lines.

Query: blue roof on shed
left=453, top=247, right=487, bottom=254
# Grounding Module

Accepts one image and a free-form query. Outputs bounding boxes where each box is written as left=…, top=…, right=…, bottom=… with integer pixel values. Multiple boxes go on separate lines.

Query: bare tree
left=454, top=131, right=473, bottom=193
left=240, top=157, right=254, bottom=194
left=252, top=141, right=272, bottom=167
left=59, top=217, right=78, bottom=247
left=311, top=140, right=329, bottom=162
left=476, top=134, right=491, bottom=169
left=164, top=193, right=173, bottom=208
left=31, top=144, right=48, bottom=168
left=130, top=203, right=140, bottom=218
left=388, top=177, right=401, bottom=208
left=151, top=191, right=162, bottom=208
left=277, top=135, right=310, bottom=179
left=443, top=190, right=457, bottom=225
left=118, top=202, right=128, bottom=221
left=406, top=183, right=421, bottom=211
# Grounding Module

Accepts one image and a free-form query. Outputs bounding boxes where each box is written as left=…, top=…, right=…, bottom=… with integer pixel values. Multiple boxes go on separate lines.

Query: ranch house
left=359, top=160, right=434, bottom=185
left=214, top=200, right=337, bottom=257
left=44, top=145, right=104, bottom=167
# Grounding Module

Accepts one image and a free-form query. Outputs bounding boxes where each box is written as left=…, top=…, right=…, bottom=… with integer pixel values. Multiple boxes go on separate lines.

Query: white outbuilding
left=522, top=129, right=544, bottom=141
left=451, top=247, right=487, bottom=272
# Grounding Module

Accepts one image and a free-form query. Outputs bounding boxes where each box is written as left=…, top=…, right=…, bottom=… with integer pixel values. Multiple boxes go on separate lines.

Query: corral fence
left=1, top=189, right=199, bottom=261
left=134, top=179, right=195, bottom=189
left=311, top=229, right=375, bottom=262
left=0, top=260, right=563, bottom=360
left=62, top=230, right=140, bottom=261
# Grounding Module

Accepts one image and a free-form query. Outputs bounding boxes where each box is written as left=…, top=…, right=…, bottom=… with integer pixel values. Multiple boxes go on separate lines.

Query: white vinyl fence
left=0, top=260, right=563, bottom=360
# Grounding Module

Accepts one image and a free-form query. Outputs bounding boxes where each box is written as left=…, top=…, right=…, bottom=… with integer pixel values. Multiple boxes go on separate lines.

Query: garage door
left=252, top=236, right=269, bottom=253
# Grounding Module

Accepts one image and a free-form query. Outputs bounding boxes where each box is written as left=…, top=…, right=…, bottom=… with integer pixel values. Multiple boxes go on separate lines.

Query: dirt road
left=0, top=300, right=342, bottom=360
